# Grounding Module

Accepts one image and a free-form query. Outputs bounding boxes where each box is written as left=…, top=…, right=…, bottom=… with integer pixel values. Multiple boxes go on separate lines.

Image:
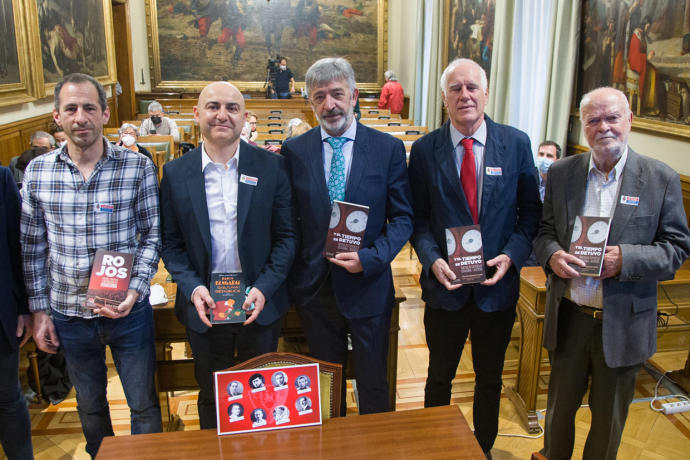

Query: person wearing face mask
left=51, top=125, right=69, bottom=147
left=139, top=101, right=180, bottom=141
left=272, top=57, right=295, bottom=99
left=117, top=123, right=153, bottom=162
left=534, top=141, right=561, bottom=203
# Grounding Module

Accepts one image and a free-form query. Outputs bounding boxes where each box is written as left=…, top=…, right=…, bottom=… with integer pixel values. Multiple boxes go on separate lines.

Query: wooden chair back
left=228, top=352, right=343, bottom=419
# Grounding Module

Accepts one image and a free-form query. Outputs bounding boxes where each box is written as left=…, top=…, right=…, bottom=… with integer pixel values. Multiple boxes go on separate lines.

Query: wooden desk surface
left=96, top=406, right=482, bottom=459
left=519, top=265, right=690, bottom=290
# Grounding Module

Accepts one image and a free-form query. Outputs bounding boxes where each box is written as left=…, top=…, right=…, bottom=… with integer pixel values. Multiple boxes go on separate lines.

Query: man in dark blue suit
left=408, top=58, right=540, bottom=457
left=281, top=57, right=413, bottom=415
left=160, top=82, right=296, bottom=428
left=0, top=166, right=33, bottom=459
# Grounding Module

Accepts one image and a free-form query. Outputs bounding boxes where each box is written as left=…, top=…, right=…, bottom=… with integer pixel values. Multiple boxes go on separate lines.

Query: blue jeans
left=0, top=345, right=33, bottom=460
left=52, top=299, right=161, bottom=458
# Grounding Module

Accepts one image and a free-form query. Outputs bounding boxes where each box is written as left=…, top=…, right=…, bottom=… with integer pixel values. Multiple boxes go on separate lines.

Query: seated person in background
left=9, top=131, right=56, bottom=186
left=139, top=101, right=180, bottom=141
left=241, top=121, right=257, bottom=146
left=378, top=70, right=404, bottom=114
left=286, top=118, right=311, bottom=139
left=50, top=123, right=68, bottom=147
left=247, top=112, right=259, bottom=143
left=116, top=123, right=153, bottom=161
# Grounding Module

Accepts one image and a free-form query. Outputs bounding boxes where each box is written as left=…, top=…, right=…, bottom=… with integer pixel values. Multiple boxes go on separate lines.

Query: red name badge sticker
left=214, top=363, right=322, bottom=435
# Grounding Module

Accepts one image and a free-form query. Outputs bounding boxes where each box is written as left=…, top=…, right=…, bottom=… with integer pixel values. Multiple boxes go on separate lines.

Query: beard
left=317, top=106, right=354, bottom=136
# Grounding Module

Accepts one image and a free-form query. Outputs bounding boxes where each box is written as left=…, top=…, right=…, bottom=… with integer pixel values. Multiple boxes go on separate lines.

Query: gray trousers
left=542, top=299, right=641, bottom=460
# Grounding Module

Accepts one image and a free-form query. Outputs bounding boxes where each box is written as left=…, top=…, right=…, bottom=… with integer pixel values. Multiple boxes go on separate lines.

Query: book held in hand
left=85, top=250, right=134, bottom=310
left=323, top=200, right=369, bottom=258
left=210, top=273, right=246, bottom=324
left=446, top=225, right=486, bottom=284
left=569, top=216, right=611, bottom=276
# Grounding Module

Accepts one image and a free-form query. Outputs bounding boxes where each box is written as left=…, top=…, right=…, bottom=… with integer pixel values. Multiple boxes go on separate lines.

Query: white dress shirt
left=449, top=120, right=487, bottom=215
left=321, top=119, right=358, bottom=184
left=567, top=147, right=628, bottom=308
left=201, top=143, right=243, bottom=274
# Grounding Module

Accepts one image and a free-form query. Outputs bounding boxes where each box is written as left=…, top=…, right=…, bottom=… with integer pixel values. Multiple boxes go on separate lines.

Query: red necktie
left=460, top=137, right=478, bottom=224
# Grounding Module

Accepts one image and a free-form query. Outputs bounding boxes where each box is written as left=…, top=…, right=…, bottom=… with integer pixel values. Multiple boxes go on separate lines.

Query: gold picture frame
left=0, top=0, right=39, bottom=107
left=577, top=0, right=690, bottom=139
left=25, top=0, right=117, bottom=98
left=145, top=0, right=387, bottom=93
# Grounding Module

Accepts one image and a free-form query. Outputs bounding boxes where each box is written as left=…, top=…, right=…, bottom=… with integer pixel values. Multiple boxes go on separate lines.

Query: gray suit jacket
left=534, top=149, right=690, bottom=368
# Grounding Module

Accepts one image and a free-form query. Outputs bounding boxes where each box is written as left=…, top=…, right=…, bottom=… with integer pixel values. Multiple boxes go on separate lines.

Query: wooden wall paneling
left=112, top=0, right=136, bottom=123
left=0, top=113, right=54, bottom=166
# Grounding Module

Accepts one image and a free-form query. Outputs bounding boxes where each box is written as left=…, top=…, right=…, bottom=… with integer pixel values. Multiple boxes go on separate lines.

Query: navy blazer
left=408, top=117, right=541, bottom=312
left=0, top=167, right=28, bottom=352
left=281, top=123, right=413, bottom=319
left=160, top=143, right=297, bottom=333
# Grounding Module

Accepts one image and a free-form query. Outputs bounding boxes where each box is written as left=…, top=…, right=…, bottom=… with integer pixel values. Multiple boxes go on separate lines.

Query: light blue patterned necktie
left=326, top=136, right=348, bottom=204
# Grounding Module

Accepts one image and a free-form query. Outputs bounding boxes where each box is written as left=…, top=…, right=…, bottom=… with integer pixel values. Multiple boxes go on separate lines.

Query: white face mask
left=535, top=156, right=554, bottom=174
left=59, top=140, right=67, bottom=147
left=121, top=134, right=136, bottom=147
left=280, top=65, right=287, bottom=71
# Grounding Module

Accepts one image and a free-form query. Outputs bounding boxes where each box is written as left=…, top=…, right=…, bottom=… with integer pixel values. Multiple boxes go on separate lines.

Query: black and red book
left=85, top=250, right=134, bottom=310
left=446, top=225, right=486, bottom=284
left=569, top=216, right=611, bottom=276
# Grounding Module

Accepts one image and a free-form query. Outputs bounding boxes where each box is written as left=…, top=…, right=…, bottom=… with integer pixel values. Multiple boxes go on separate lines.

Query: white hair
left=439, top=58, right=488, bottom=94
left=384, top=70, right=397, bottom=81
left=147, top=101, right=163, bottom=113
left=579, top=87, right=631, bottom=122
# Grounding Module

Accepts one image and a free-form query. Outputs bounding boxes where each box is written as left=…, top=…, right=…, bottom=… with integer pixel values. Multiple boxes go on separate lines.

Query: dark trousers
left=423, top=300, right=516, bottom=453
left=187, top=319, right=281, bottom=429
left=298, top=279, right=391, bottom=415
left=0, top=343, right=33, bottom=460
left=542, top=299, right=641, bottom=460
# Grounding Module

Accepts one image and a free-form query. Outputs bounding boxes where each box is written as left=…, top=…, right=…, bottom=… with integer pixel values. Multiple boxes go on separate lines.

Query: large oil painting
left=147, top=0, right=386, bottom=91
left=443, top=0, right=496, bottom=82
left=0, top=0, right=38, bottom=106
left=579, top=0, right=690, bottom=134
left=0, top=0, right=21, bottom=85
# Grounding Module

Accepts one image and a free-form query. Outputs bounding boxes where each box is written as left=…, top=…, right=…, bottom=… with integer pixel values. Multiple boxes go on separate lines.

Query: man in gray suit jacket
left=534, top=87, right=690, bottom=460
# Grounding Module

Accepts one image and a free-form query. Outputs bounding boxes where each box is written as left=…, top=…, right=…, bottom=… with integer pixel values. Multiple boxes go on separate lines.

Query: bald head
left=579, top=87, right=632, bottom=166
left=195, top=81, right=247, bottom=152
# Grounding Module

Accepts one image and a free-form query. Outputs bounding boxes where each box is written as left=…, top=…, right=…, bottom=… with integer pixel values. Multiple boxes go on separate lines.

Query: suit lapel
left=609, top=150, right=644, bottom=244
left=237, top=142, right=257, bottom=244
left=435, top=122, right=473, bottom=221
left=185, top=150, right=212, bottom=255
left=306, top=129, right=332, bottom=211
left=480, top=117, right=501, bottom=222
left=566, top=153, right=590, bottom=235
left=345, top=123, right=366, bottom=202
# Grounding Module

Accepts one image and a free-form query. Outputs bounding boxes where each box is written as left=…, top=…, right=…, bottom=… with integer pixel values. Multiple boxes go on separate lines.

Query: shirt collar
left=449, top=119, right=487, bottom=149
left=320, top=118, right=358, bottom=142
left=201, top=142, right=240, bottom=172
left=588, top=146, right=628, bottom=182
left=57, top=137, right=117, bottom=164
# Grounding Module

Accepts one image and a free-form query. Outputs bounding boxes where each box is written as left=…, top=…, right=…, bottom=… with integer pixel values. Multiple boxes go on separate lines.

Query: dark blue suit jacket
left=160, top=143, right=297, bottom=333
left=0, top=167, right=28, bottom=352
left=281, top=123, right=413, bottom=319
left=408, top=117, right=541, bottom=312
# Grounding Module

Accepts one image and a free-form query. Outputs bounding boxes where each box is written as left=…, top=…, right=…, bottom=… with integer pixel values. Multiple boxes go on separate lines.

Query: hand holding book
left=94, top=289, right=139, bottom=319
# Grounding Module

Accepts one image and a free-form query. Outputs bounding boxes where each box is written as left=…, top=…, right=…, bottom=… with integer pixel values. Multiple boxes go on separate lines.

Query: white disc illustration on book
left=571, top=216, right=582, bottom=242
left=329, top=203, right=341, bottom=229
left=345, top=210, right=368, bottom=233
left=461, top=229, right=482, bottom=253
left=445, top=229, right=456, bottom=255
left=587, top=220, right=608, bottom=244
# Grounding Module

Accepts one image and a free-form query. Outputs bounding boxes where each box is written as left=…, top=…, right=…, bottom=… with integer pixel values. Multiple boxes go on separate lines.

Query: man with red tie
left=408, top=58, right=541, bottom=459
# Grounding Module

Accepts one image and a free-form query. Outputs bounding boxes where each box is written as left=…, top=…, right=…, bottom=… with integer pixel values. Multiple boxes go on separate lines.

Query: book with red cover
left=323, top=200, right=369, bottom=258
left=210, top=273, right=246, bottom=324
left=85, top=250, right=134, bottom=310
left=569, top=216, right=611, bottom=276
left=446, top=225, right=486, bottom=284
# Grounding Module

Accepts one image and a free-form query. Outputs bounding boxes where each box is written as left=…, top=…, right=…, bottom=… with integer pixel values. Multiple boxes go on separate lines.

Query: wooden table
left=506, top=266, right=690, bottom=433
left=96, top=406, right=483, bottom=459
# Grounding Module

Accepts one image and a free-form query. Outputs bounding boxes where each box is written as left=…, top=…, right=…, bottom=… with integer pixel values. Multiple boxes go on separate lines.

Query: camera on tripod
left=265, top=55, right=282, bottom=98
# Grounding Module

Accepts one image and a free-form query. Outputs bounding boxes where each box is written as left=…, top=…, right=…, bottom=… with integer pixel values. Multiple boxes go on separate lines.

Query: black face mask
left=151, top=116, right=162, bottom=124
